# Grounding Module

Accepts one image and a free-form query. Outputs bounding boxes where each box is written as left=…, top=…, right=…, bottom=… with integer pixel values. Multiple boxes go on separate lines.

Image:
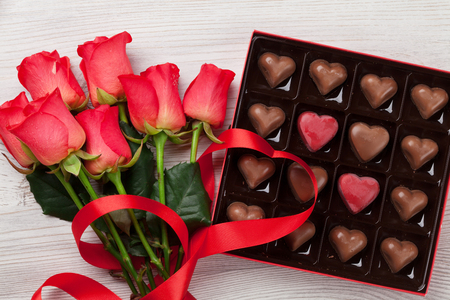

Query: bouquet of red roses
left=0, top=31, right=235, bottom=299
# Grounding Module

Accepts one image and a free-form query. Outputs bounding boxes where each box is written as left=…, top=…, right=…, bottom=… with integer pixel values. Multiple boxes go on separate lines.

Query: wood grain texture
left=1, top=0, right=450, bottom=299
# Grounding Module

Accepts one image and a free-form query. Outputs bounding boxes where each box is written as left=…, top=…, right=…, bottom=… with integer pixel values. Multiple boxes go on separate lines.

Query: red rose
left=0, top=92, right=35, bottom=168
left=183, top=63, right=235, bottom=128
left=119, top=63, right=186, bottom=134
left=17, top=50, right=87, bottom=111
left=9, top=89, right=86, bottom=166
left=77, top=32, right=134, bottom=107
left=76, top=105, right=132, bottom=175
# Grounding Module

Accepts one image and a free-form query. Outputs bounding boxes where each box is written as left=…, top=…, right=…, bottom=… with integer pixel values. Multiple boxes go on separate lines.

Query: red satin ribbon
left=32, top=128, right=317, bottom=300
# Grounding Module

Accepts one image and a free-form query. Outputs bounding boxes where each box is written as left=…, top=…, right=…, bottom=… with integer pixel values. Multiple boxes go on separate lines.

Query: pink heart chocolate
left=297, top=111, right=339, bottom=152
left=338, top=173, right=380, bottom=214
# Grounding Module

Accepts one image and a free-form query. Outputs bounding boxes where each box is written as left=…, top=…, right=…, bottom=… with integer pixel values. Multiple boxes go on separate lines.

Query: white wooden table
left=1, top=1, right=450, bottom=299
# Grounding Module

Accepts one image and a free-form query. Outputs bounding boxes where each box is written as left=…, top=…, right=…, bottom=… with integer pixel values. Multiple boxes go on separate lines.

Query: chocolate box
left=211, top=30, right=450, bottom=295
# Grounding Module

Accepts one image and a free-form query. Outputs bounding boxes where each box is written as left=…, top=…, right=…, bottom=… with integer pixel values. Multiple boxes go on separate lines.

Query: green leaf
left=26, top=167, right=88, bottom=221
left=109, top=209, right=132, bottom=235
left=149, top=162, right=212, bottom=236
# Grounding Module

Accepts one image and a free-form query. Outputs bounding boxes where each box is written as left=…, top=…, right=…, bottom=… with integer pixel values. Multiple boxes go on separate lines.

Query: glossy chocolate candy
left=226, top=202, right=265, bottom=221
left=401, top=135, right=438, bottom=170
left=381, top=238, right=418, bottom=273
left=309, top=59, right=347, bottom=95
left=258, top=52, right=296, bottom=88
left=329, top=226, right=367, bottom=262
left=248, top=103, right=285, bottom=138
left=287, top=163, right=328, bottom=203
left=411, top=84, right=448, bottom=119
left=284, top=220, right=316, bottom=252
left=360, top=74, right=398, bottom=109
left=237, top=154, right=276, bottom=189
left=348, top=122, right=389, bottom=163
left=391, top=186, right=428, bottom=222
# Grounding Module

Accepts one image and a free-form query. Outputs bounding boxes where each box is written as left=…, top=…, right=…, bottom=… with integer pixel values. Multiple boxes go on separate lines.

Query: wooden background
left=1, top=1, right=450, bottom=299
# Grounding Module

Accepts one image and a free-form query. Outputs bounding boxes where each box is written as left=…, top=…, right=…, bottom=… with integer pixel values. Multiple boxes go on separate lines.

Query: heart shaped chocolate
left=411, top=84, right=449, bottom=119
left=248, top=103, right=286, bottom=138
left=287, top=163, right=328, bottom=203
left=226, top=201, right=265, bottom=221
left=349, top=122, right=390, bottom=162
left=297, top=111, right=339, bottom=152
left=258, top=52, right=296, bottom=88
left=329, top=226, right=367, bottom=262
left=338, top=173, right=380, bottom=214
left=391, top=186, right=428, bottom=222
left=381, top=237, right=418, bottom=273
left=284, top=220, right=316, bottom=252
left=238, top=154, right=275, bottom=189
left=309, top=59, right=347, bottom=95
left=401, top=135, right=438, bottom=170
left=360, top=74, right=398, bottom=109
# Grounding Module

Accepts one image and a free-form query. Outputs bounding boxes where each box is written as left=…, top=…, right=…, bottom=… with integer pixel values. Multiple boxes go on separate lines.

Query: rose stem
left=107, top=171, right=169, bottom=280
left=189, top=121, right=203, bottom=163
left=118, top=102, right=129, bottom=124
left=173, top=121, right=204, bottom=273
left=145, top=258, right=157, bottom=290
left=153, top=131, right=171, bottom=274
left=49, top=166, right=139, bottom=294
left=121, top=265, right=138, bottom=295
left=77, top=168, right=148, bottom=296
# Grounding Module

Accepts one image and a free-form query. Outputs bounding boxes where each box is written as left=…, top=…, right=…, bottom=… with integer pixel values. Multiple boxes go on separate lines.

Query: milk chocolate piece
left=226, top=201, right=265, bottom=221
left=309, top=59, right=347, bottom=95
left=258, top=52, right=296, bottom=88
left=348, top=122, right=389, bottom=162
left=411, top=84, right=449, bottom=119
left=381, top=237, right=418, bottom=273
left=284, top=220, right=316, bottom=252
left=329, top=226, right=367, bottom=262
left=391, top=186, right=428, bottom=222
left=238, top=154, right=275, bottom=189
left=248, top=103, right=286, bottom=138
left=287, top=163, right=328, bottom=203
left=360, top=74, right=398, bottom=109
left=401, top=135, right=438, bottom=170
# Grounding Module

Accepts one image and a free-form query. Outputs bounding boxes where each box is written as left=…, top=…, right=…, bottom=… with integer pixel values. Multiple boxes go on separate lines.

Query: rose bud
left=9, top=89, right=86, bottom=166
left=183, top=63, right=235, bottom=129
left=17, top=50, right=87, bottom=111
left=77, top=31, right=134, bottom=107
left=75, top=105, right=132, bottom=175
left=0, top=92, right=35, bottom=168
left=119, top=63, right=186, bottom=135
